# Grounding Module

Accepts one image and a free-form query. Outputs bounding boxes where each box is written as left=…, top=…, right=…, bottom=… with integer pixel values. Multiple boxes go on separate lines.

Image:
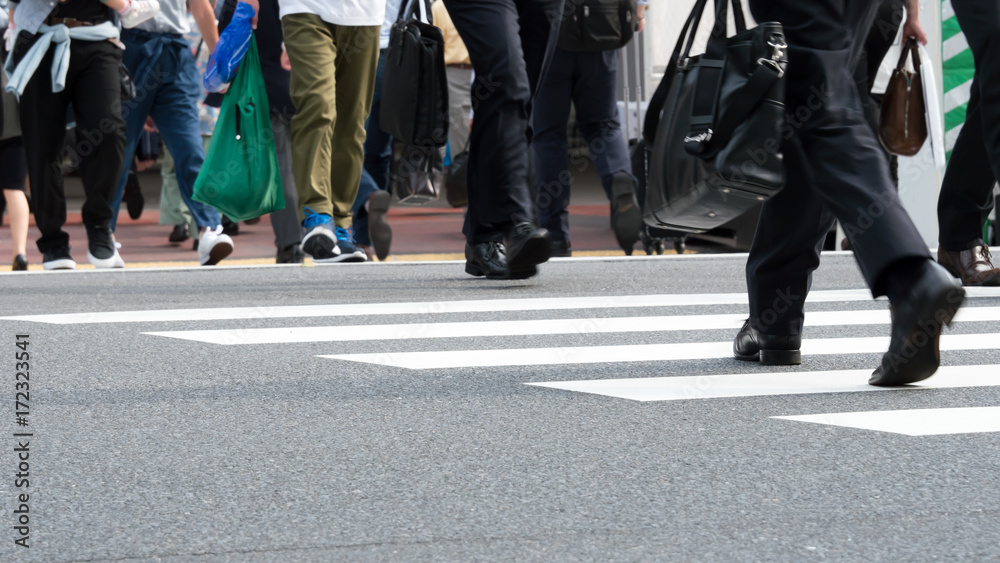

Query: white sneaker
left=199, top=225, right=234, bottom=266
left=87, top=249, right=125, bottom=269
left=119, top=0, right=161, bottom=29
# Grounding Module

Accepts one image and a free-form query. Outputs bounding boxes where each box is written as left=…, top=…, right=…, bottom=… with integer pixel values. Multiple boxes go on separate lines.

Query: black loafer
left=505, top=222, right=549, bottom=279
left=550, top=239, right=572, bottom=258
left=870, top=262, right=965, bottom=386
left=733, top=319, right=802, bottom=365
left=465, top=241, right=507, bottom=279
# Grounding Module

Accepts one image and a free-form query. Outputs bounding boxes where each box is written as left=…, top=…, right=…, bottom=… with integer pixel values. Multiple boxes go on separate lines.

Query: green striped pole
left=941, top=0, right=974, bottom=160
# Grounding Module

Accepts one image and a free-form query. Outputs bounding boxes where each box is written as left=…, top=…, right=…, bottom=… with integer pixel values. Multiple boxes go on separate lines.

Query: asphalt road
left=1, top=253, right=999, bottom=562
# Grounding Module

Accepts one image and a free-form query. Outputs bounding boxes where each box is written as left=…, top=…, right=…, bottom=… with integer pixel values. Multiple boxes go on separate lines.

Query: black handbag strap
left=398, top=0, right=432, bottom=23
left=683, top=0, right=785, bottom=159
left=642, top=0, right=708, bottom=146
left=684, top=0, right=747, bottom=154
left=641, top=0, right=749, bottom=147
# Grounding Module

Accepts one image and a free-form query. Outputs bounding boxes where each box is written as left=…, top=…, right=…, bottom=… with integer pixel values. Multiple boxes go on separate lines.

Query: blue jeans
left=351, top=48, right=392, bottom=246
left=111, top=29, right=221, bottom=231
left=532, top=48, right=636, bottom=242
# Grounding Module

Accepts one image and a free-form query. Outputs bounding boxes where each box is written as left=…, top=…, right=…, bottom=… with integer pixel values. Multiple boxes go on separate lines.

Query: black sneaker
left=86, top=225, right=125, bottom=268
left=42, top=246, right=77, bottom=270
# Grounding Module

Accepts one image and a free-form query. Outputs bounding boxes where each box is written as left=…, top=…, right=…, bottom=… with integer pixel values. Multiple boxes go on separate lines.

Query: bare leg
left=3, top=189, right=29, bottom=258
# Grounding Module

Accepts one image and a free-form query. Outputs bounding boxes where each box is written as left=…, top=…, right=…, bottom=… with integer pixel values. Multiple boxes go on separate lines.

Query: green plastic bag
left=193, top=35, right=284, bottom=222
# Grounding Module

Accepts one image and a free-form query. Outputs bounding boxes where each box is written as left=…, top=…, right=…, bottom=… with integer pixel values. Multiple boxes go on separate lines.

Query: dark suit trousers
left=937, top=0, right=1000, bottom=251
left=442, top=0, right=563, bottom=244
left=745, top=0, right=930, bottom=335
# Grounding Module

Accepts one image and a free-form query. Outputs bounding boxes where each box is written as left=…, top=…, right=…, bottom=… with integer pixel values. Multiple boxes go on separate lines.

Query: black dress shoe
left=870, top=261, right=965, bottom=386
left=276, top=244, right=305, bottom=264
left=733, top=319, right=802, bottom=365
left=610, top=173, right=641, bottom=255
left=168, top=224, right=190, bottom=243
left=505, top=222, right=550, bottom=279
left=550, top=239, right=572, bottom=257
left=12, top=254, right=28, bottom=271
left=465, top=241, right=507, bottom=279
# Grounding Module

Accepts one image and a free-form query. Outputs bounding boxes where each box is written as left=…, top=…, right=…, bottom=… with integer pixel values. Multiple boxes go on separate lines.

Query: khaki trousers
left=281, top=14, right=380, bottom=228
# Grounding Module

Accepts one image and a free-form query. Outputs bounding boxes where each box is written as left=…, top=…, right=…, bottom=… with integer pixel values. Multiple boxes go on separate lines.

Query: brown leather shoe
left=937, top=245, right=1000, bottom=286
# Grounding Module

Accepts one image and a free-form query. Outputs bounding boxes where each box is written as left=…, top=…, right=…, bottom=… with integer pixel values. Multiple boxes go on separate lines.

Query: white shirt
left=279, top=0, right=387, bottom=26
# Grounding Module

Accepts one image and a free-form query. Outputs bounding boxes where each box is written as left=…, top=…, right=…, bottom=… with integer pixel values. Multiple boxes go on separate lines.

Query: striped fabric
left=941, top=0, right=974, bottom=159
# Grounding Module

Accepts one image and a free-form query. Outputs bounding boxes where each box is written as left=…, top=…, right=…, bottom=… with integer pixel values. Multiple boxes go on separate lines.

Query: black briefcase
left=380, top=0, right=449, bottom=148
left=643, top=0, right=787, bottom=233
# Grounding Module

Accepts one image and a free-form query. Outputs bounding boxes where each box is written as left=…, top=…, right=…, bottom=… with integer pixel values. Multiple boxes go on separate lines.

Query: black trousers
left=937, top=0, right=1000, bottom=251
left=18, top=39, right=125, bottom=254
left=745, top=0, right=930, bottom=335
left=442, top=0, right=563, bottom=244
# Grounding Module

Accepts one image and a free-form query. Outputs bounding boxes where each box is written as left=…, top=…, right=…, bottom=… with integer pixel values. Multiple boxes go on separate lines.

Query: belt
left=45, top=18, right=98, bottom=29
left=447, top=63, right=473, bottom=70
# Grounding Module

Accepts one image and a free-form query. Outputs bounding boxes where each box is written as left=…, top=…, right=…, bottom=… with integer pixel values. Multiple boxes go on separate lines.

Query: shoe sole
left=201, top=240, right=234, bottom=266
left=733, top=348, right=801, bottom=365
left=43, top=259, right=76, bottom=270
left=87, top=250, right=125, bottom=269
left=611, top=176, right=642, bottom=254
left=316, top=250, right=367, bottom=263
left=506, top=235, right=550, bottom=279
left=369, top=191, right=393, bottom=261
left=869, top=283, right=966, bottom=386
left=302, top=228, right=340, bottom=261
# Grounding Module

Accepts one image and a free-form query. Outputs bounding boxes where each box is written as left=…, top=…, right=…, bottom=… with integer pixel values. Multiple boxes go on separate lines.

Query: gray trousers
left=446, top=66, right=473, bottom=154
left=271, top=113, right=302, bottom=250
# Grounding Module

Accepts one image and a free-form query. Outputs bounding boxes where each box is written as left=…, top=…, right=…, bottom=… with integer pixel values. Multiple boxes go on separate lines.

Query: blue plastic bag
left=203, top=2, right=254, bottom=93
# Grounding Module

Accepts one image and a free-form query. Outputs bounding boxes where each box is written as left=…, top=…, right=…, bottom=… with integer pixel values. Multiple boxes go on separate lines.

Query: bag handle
left=399, top=0, right=431, bottom=24
left=684, top=0, right=785, bottom=159
left=642, top=0, right=708, bottom=146
left=643, top=0, right=751, bottom=146
left=895, top=37, right=921, bottom=73
left=684, top=0, right=744, bottom=149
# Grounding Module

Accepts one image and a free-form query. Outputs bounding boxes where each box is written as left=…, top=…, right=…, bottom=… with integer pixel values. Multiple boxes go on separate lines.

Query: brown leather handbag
left=879, top=38, right=928, bottom=156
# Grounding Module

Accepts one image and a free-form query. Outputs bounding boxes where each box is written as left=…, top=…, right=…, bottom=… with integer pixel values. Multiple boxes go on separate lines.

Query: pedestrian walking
left=444, top=0, right=563, bottom=279
left=936, top=0, right=1000, bottom=287
left=732, top=0, right=966, bottom=387
left=5, top=0, right=126, bottom=269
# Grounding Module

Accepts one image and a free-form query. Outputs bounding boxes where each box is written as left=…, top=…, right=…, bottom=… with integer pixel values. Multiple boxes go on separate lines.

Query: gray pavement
left=1, top=253, right=999, bottom=562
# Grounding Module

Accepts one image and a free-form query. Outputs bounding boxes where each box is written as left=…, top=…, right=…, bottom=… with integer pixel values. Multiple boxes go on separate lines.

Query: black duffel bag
left=558, top=0, right=638, bottom=52
left=643, top=0, right=788, bottom=233
left=380, top=0, right=449, bottom=148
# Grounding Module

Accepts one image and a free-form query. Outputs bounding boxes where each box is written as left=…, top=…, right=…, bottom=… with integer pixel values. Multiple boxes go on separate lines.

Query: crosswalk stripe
left=7, top=287, right=1000, bottom=324
left=525, top=365, right=1000, bottom=402
left=319, top=333, right=1000, bottom=370
left=773, top=406, right=1000, bottom=436
left=144, top=306, right=1000, bottom=345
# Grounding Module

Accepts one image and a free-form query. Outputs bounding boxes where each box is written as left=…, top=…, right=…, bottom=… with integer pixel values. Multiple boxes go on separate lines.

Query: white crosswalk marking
left=321, top=334, right=1000, bottom=370
left=773, top=406, right=1000, bottom=436
left=143, top=307, right=1000, bottom=345
left=526, top=365, right=1000, bottom=402
left=8, top=287, right=1000, bottom=324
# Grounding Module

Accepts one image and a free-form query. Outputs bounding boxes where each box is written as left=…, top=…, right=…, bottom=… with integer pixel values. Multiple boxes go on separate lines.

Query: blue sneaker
left=329, top=227, right=367, bottom=263
left=301, top=207, right=339, bottom=262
